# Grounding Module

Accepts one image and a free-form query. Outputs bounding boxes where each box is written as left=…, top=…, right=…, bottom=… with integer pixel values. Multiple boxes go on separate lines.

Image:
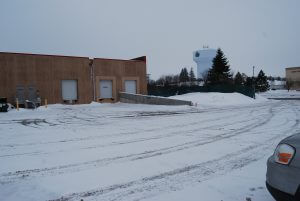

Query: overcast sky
left=1, top=0, right=300, bottom=79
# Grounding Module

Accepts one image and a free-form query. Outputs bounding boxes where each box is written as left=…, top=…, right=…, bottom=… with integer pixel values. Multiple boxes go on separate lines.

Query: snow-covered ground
left=261, top=89, right=300, bottom=99
left=170, top=92, right=267, bottom=107
left=0, top=93, right=299, bottom=201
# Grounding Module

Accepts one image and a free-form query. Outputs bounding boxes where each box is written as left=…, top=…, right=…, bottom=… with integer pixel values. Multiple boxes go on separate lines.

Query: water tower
left=193, top=47, right=217, bottom=79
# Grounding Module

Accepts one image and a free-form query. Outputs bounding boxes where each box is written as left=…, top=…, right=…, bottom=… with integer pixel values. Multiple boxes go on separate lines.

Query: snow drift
left=170, top=92, right=268, bottom=107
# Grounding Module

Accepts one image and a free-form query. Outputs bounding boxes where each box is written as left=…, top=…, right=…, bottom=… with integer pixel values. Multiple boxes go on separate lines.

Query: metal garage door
left=99, top=80, right=113, bottom=99
left=125, top=80, right=137, bottom=94
left=16, top=86, right=25, bottom=104
left=28, top=86, right=37, bottom=102
left=61, top=80, right=78, bottom=101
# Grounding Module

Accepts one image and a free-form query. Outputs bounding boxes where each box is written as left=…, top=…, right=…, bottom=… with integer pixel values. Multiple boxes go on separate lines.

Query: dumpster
left=0, top=97, right=8, bottom=112
left=25, top=100, right=36, bottom=109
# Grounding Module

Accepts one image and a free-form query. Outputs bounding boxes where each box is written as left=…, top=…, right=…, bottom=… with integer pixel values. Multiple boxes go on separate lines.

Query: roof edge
left=0, top=52, right=147, bottom=62
left=286, top=66, right=300, bottom=70
left=131, top=56, right=146, bottom=62
left=0, top=51, right=89, bottom=59
left=93, top=56, right=146, bottom=63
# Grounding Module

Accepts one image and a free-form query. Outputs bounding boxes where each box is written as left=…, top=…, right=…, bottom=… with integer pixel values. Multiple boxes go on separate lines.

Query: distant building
left=193, top=48, right=217, bottom=79
left=268, top=80, right=286, bottom=90
left=286, top=67, right=300, bottom=90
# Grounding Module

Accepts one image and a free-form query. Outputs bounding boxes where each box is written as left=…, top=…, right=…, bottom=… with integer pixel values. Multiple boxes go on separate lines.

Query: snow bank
left=260, top=89, right=300, bottom=99
left=170, top=92, right=268, bottom=107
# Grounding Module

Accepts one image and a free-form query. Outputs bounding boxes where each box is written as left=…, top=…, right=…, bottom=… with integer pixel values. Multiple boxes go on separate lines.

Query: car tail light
left=274, top=144, right=295, bottom=165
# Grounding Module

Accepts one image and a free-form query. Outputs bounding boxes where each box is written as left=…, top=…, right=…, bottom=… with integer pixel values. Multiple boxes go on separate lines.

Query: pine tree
left=205, top=48, right=233, bottom=85
left=234, top=72, right=244, bottom=85
left=179, top=69, right=184, bottom=82
left=189, top=67, right=196, bottom=82
left=255, top=70, right=270, bottom=92
left=179, top=68, right=189, bottom=83
left=184, top=68, right=189, bottom=82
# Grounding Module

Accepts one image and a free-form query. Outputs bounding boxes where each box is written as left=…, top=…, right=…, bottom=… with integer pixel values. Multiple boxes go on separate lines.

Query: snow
left=170, top=92, right=268, bottom=107
left=0, top=95, right=299, bottom=201
left=268, top=80, right=285, bottom=86
left=146, top=156, right=273, bottom=201
left=261, top=89, right=300, bottom=99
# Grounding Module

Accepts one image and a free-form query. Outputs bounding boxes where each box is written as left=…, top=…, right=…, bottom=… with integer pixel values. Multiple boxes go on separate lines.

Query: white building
left=268, top=80, right=286, bottom=90
left=193, top=49, right=217, bottom=79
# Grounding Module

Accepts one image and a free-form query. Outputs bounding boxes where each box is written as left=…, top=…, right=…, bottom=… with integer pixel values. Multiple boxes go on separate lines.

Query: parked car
left=266, top=134, right=300, bottom=201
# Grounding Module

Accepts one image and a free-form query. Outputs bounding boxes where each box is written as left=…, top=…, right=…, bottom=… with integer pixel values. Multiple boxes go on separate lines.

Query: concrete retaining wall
left=119, top=92, right=192, bottom=106
left=267, top=98, right=300, bottom=100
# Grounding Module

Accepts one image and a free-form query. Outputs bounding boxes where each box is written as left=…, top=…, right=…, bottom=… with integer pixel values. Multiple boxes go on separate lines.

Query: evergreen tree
left=234, top=72, right=244, bottom=85
left=245, top=77, right=254, bottom=87
left=164, top=75, right=173, bottom=86
left=205, top=48, right=233, bottom=85
left=155, top=76, right=166, bottom=86
left=267, top=76, right=275, bottom=81
left=179, top=68, right=189, bottom=83
left=189, top=67, right=196, bottom=82
left=241, top=73, right=248, bottom=83
left=184, top=68, right=189, bottom=82
left=255, top=70, right=270, bottom=92
left=179, top=68, right=185, bottom=82
left=172, top=74, right=180, bottom=85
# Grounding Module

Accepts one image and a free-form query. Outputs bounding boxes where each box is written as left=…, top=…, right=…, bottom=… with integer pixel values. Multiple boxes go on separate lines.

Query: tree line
left=149, top=48, right=272, bottom=92
left=149, top=67, right=197, bottom=87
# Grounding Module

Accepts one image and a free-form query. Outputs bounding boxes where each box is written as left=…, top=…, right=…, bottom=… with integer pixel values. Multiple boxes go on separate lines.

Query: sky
left=0, top=0, right=300, bottom=79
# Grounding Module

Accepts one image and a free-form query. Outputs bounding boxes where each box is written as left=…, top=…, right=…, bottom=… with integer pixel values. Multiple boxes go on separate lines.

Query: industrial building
left=286, top=67, right=300, bottom=90
left=0, top=52, right=147, bottom=106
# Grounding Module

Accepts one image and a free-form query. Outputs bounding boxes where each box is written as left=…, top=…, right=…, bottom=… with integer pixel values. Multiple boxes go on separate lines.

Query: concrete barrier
left=119, top=92, right=192, bottom=106
left=267, top=98, right=300, bottom=100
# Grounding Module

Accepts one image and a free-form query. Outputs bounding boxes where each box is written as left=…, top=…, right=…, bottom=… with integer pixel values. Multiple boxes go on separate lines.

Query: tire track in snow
left=0, top=102, right=274, bottom=152
left=0, top=110, right=246, bottom=149
left=0, top=108, right=265, bottom=158
left=50, top=131, right=299, bottom=201
left=48, top=102, right=300, bottom=201
left=0, top=103, right=276, bottom=184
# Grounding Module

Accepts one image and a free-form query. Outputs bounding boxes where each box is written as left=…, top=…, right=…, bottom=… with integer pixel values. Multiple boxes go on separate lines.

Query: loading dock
left=99, top=80, right=113, bottom=99
left=61, top=80, right=78, bottom=103
left=125, top=80, right=137, bottom=94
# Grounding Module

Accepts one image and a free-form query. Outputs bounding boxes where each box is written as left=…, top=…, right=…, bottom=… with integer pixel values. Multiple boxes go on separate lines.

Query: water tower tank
left=193, top=49, right=217, bottom=79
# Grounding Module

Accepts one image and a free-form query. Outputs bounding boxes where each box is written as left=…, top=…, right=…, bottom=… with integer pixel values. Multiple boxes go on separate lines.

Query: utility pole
left=252, top=66, right=255, bottom=99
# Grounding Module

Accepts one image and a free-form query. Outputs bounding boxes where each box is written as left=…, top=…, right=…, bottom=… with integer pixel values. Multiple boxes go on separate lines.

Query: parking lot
left=0, top=100, right=299, bottom=201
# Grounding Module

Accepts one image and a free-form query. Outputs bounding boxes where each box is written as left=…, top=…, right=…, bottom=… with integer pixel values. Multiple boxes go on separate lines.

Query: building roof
left=0, top=51, right=146, bottom=63
left=286, top=66, right=300, bottom=70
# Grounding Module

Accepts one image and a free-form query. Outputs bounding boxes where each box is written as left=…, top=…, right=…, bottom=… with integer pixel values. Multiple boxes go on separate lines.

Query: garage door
left=16, top=86, right=25, bottom=104
left=62, top=80, right=78, bottom=101
left=99, top=80, right=113, bottom=99
left=28, top=86, right=37, bottom=102
left=125, top=80, right=137, bottom=94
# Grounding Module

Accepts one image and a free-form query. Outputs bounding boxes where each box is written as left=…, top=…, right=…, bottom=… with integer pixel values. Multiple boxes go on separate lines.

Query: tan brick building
left=286, top=67, right=300, bottom=90
left=0, top=52, right=147, bottom=105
